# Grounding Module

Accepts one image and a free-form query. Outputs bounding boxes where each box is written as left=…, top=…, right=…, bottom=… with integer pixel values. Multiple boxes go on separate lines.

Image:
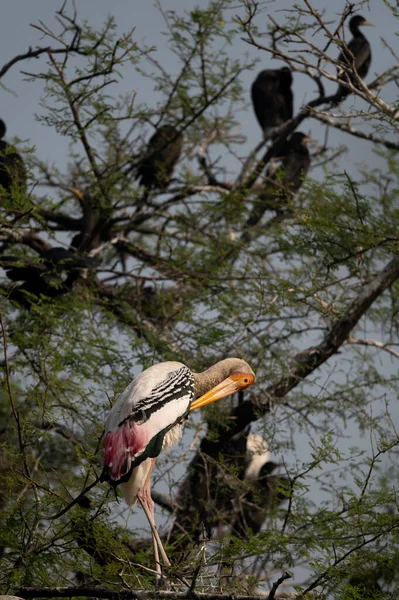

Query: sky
left=1, top=0, right=398, bottom=585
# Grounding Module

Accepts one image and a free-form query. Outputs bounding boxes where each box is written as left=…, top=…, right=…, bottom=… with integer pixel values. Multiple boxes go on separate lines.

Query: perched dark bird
left=267, top=132, right=312, bottom=204
left=251, top=67, right=293, bottom=136
left=68, top=188, right=114, bottom=253
left=0, top=255, right=48, bottom=282
left=0, top=119, right=26, bottom=203
left=42, top=247, right=99, bottom=269
left=347, top=564, right=394, bottom=599
left=0, top=246, right=98, bottom=307
left=348, top=575, right=382, bottom=599
left=335, top=15, right=374, bottom=102
left=245, top=132, right=312, bottom=232
left=135, top=125, right=183, bottom=190
left=0, top=247, right=98, bottom=279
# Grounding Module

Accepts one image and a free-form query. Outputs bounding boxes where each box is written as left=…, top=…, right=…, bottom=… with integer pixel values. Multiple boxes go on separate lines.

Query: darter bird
left=335, top=15, right=374, bottom=102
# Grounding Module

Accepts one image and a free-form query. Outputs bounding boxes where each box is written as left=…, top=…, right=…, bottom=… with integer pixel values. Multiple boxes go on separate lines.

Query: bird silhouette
left=0, top=119, right=26, bottom=205
left=245, top=132, right=312, bottom=235
left=0, top=247, right=98, bottom=307
left=135, top=125, right=183, bottom=190
left=251, top=67, right=293, bottom=136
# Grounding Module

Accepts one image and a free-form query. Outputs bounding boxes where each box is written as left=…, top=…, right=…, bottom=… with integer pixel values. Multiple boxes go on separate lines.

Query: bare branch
left=308, top=109, right=399, bottom=150
left=18, top=587, right=322, bottom=600
left=345, top=335, right=399, bottom=359
left=0, top=312, right=30, bottom=478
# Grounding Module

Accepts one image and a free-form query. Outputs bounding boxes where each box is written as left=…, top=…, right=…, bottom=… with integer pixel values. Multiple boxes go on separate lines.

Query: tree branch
left=309, top=110, right=399, bottom=150
left=0, top=45, right=88, bottom=81
left=345, top=335, right=399, bottom=359
left=235, top=253, right=399, bottom=427
left=170, top=254, right=399, bottom=543
left=18, top=587, right=319, bottom=600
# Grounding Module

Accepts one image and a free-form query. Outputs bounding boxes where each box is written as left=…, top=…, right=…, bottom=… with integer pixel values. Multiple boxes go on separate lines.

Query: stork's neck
left=193, top=358, right=253, bottom=398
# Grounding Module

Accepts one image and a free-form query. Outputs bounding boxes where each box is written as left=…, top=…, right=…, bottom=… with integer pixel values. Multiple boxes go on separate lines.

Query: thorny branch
left=0, top=4, right=113, bottom=81
left=345, top=335, right=399, bottom=359
left=18, top=587, right=322, bottom=600
left=248, top=253, right=399, bottom=419
left=172, top=253, right=399, bottom=505
left=0, top=312, right=31, bottom=479
left=308, top=110, right=399, bottom=150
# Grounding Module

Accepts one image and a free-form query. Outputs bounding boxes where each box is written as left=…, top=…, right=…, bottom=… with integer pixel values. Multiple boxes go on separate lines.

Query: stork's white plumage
left=102, top=357, right=255, bottom=578
left=103, top=362, right=193, bottom=506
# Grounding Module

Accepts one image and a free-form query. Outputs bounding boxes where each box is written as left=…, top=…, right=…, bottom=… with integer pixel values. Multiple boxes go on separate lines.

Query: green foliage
left=0, top=0, right=399, bottom=597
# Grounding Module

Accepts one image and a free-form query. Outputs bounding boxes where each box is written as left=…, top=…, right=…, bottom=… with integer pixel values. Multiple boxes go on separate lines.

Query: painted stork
left=231, top=459, right=289, bottom=537
left=102, top=358, right=255, bottom=576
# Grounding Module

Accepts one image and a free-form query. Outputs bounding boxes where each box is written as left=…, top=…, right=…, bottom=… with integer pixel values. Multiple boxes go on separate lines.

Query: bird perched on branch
left=251, top=67, right=293, bottom=136
left=0, top=119, right=26, bottom=204
left=245, top=132, right=312, bottom=233
left=101, top=358, right=255, bottom=578
left=135, top=125, right=184, bottom=190
left=0, top=247, right=98, bottom=307
left=335, top=15, right=374, bottom=102
left=0, top=247, right=98, bottom=281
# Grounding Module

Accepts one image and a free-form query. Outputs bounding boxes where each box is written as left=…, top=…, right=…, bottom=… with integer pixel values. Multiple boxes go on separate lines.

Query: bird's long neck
left=350, top=24, right=364, bottom=38
left=193, top=358, right=250, bottom=398
left=297, top=145, right=309, bottom=156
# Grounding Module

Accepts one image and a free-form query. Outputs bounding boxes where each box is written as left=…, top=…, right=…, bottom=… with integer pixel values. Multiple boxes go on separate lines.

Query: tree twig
left=0, top=312, right=30, bottom=479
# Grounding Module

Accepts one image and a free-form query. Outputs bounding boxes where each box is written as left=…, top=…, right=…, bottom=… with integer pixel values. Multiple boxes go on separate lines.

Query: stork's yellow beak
left=190, top=372, right=255, bottom=411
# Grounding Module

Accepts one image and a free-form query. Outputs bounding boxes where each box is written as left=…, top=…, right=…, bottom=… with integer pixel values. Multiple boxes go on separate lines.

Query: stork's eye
left=244, top=378, right=249, bottom=383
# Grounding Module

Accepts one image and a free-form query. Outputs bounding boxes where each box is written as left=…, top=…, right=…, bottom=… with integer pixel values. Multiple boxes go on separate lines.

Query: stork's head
left=190, top=360, right=255, bottom=411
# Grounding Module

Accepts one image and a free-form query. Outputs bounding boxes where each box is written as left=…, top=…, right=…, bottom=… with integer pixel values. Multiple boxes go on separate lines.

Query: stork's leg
left=138, top=494, right=163, bottom=579
left=137, top=458, right=171, bottom=574
left=151, top=517, right=161, bottom=580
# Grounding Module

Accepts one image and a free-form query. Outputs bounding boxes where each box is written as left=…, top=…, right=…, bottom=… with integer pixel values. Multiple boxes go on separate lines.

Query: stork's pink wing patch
left=103, top=421, right=150, bottom=482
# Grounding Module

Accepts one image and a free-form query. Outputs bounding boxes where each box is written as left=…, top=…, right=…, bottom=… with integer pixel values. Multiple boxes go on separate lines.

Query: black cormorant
left=0, top=119, right=26, bottom=203
left=335, top=15, right=373, bottom=101
left=251, top=67, right=293, bottom=136
left=0, top=247, right=98, bottom=307
left=246, top=131, right=312, bottom=229
left=135, top=124, right=184, bottom=190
